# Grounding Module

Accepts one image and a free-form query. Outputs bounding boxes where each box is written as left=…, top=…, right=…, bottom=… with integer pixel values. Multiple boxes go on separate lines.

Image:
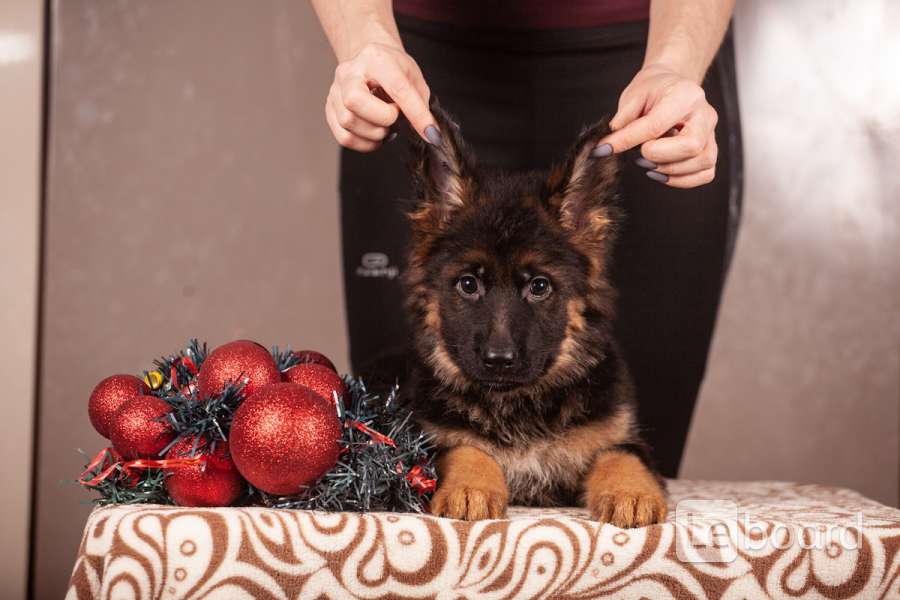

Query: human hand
left=325, top=42, right=438, bottom=152
left=596, top=64, right=719, bottom=188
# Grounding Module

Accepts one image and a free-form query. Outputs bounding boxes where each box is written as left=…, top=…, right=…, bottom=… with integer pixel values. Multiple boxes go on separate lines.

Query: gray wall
left=27, top=1, right=899, bottom=598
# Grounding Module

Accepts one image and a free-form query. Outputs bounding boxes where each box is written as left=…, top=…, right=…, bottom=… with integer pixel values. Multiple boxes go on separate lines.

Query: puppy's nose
left=482, top=346, right=517, bottom=371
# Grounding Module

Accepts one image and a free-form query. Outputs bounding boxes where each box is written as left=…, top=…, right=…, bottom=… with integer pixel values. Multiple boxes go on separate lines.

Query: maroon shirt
left=393, top=0, right=650, bottom=29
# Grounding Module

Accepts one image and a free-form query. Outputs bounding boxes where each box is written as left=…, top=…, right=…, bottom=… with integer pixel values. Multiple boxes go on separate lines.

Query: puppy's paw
left=431, top=484, right=507, bottom=521
left=589, top=488, right=667, bottom=528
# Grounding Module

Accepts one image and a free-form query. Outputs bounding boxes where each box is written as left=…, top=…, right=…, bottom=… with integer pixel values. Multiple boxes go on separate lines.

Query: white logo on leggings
left=356, top=252, right=399, bottom=280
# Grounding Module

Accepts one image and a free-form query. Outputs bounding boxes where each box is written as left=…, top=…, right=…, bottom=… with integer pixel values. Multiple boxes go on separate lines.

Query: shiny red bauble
left=196, top=340, right=280, bottom=400
left=164, top=438, right=245, bottom=507
left=109, top=396, right=175, bottom=459
left=282, top=363, right=347, bottom=407
left=230, top=383, right=341, bottom=496
left=88, top=374, right=150, bottom=438
left=291, top=350, right=337, bottom=373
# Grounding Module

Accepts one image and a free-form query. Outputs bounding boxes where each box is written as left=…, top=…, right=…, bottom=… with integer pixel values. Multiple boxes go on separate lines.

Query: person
left=312, top=0, right=743, bottom=478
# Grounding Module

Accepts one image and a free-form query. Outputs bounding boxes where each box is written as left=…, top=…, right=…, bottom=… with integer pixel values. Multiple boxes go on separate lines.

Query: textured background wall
left=681, top=0, right=900, bottom=507
left=0, top=1, right=43, bottom=598
left=31, top=1, right=899, bottom=597
left=32, top=2, right=341, bottom=598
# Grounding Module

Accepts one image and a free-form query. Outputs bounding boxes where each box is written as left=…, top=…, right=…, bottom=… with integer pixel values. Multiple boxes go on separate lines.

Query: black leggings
left=339, top=17, right=743, bottom=477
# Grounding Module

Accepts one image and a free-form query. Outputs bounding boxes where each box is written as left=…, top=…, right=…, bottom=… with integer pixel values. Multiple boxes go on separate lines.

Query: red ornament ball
left=282, top=363, right=347, bottom=407
left=196, top=340, right=280, bottom=400
left=291, top=350, right=337, bottom=373
left=230, top=383, right=341, bottom=496
left=109, top=396, right=175, bottom=459
left=164, top=438, right=245, bottom=507
left=88, top=374, right=150, bottom=438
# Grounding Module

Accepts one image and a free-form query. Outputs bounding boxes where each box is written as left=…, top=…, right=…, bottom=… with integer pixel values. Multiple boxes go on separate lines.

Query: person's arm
left=311, top=0, right=438, bottom=152
left=598, top=0, right=736, bottom=188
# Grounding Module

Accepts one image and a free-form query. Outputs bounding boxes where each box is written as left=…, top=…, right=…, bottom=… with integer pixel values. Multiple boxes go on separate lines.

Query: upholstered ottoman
left=67, top=480, right=900, bottom=599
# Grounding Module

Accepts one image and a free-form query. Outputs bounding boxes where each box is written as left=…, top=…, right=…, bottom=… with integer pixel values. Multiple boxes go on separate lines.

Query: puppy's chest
left=493, top=437, right=595, bottom=504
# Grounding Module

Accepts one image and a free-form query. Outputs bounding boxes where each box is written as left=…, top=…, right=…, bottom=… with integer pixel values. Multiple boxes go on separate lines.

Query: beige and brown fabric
left=67, top=480, right=900, bottom=599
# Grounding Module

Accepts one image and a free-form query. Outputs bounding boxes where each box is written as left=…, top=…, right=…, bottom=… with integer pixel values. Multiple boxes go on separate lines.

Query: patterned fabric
left=67, top=480, right=900, bottom=599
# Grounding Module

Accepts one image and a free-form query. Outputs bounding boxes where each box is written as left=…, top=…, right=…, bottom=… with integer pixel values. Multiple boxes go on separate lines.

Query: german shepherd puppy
left=399, top=106, right=667, bottom=528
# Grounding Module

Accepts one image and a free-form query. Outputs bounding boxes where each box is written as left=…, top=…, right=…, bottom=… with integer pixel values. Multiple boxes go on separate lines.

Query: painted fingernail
left=591, top=143, right=613, bottom=158
left=646, top=170, right=669, bottom=184
left=424, top=125, right=442, bottom=146
left=386, top=131, right=398, bottom=143
left=635, top=156, right=657, bottom=170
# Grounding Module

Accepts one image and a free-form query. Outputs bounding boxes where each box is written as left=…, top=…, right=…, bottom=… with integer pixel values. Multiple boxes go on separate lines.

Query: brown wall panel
left=34, top=2, right=342, bottom=597
left=0, top=1, right=43, bottom=598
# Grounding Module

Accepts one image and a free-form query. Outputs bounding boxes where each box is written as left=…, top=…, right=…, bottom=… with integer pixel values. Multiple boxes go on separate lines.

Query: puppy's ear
left=410, top=103, right=475, bottom=227
left=545, top=120, right=620, bottom=244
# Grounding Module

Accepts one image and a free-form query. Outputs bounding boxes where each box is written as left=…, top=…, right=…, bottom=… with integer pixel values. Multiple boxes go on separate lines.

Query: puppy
left=398, top=106, right=667, bottom=528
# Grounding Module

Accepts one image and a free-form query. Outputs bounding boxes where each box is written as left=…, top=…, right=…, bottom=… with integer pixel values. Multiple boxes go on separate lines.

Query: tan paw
left=430, top=484, right=507, bottom=521
left=589, top=489, right=668, bottom=528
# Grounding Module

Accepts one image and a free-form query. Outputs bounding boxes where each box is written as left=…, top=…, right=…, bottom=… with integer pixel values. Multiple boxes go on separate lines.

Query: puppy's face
left=405, top=109, right=620, bottom=394
left=427, top=192, right=586, bottom=390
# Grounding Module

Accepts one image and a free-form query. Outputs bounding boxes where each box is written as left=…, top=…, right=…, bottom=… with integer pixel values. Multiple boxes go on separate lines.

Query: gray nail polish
left=635, top=156, right=658, bottom=170
left=646, top=170, right=669, bottom=184
left=590, top=143, right=613, bottom=158
left=424, top=125, right=442, bottom=146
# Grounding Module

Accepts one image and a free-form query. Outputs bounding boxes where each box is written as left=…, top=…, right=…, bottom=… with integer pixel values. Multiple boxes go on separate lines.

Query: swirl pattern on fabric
left=67, top=480, right=900, bottom=599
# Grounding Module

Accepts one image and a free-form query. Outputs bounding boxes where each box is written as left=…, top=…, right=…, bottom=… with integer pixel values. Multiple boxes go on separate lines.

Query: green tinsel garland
left=79, top=339, right=437, bottom=513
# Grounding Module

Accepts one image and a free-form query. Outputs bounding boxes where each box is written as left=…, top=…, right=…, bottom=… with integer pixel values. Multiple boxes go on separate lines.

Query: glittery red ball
left=290, top=350, right=337, bottom=373
left=230, top=383, right=341, bottom=495
left=164, top=437, right=246, bottom=507
left=282, top=363, right=347, bottom=407
left=88, top=374, right=150, bottom=438
left=109, top=396, right=175, bottom=459
left=196, top=340, right=280, bottom=400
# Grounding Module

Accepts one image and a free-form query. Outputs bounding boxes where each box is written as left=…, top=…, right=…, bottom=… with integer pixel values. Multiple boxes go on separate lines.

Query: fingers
left=609, top=92, right=644, bottom=132
left=372, top=56, right=434, bottom=140
left=599, top=95, right=687, bottom=153
left=640, top=106, right=717, bottom=164
left=405, top=60, right=432, bottom=110
left=324, top=96, right=380, bottom=153
left=652, top=135, right=718, bottom=176
left=637, top=131, right=718, bottom=188
left=628, top=100, right=718, bottom=188
left=337, top=78, right=400, bottom=127
left=327, top=43, right=436, bottom=150
left=331, top=83, right=391, bottom=141
left=659, top=167, right=716, bottom=189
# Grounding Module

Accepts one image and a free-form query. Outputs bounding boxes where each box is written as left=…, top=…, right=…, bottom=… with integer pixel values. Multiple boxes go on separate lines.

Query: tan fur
left=422, top=293, right=470, bottom=392
left=423, top=406, right=634, bottom=505
left=584, top=450, right=668, bottom=528
left=540, top=298, right=597, bottom=389
left=431, top=446, right=508, bottom=520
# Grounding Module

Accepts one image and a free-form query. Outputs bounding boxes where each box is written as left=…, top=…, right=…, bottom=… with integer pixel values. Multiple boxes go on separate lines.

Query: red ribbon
left=162, top=356, right=199, bottom=395
left=181, top=355, right=198, bottom=374
left=169, top=365, right=179, bottom=391
left=350, top=420, right=397, bottom=447
left=79, top=447, right=204, bottom=488
left=347, top=420, right=436, bottom=496
left=405, top=464, right=437, bottom=495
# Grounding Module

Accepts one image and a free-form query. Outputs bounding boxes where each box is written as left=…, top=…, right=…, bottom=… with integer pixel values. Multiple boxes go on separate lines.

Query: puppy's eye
left=457, top=275, right=481, bottom=297
left=527, top=276, right=552, bottom=300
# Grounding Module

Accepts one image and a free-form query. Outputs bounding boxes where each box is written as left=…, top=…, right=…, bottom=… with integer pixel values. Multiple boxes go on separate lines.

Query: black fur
left=363, top=103, right=661, bottom=506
